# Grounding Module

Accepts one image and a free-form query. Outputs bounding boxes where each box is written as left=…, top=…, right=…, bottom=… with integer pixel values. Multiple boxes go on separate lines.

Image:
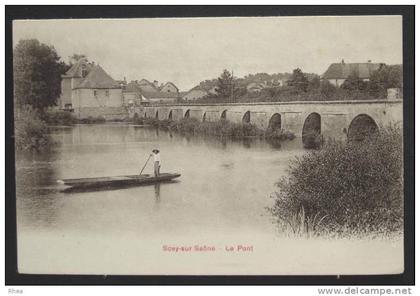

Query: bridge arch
left=302, top=112, right=322, bottom=149
left=268, top=113, right=282, bottom=130
left=203, top=112, right=207, bottom=122
left=221, top=109, right=227, bottom=120
left=347, top=114, right=379, bottom=142
left=184, top=109, right=190, bottom=119
left=168, top=110, right=173, bottom=120
left=242, top=111, right=251, bottom=124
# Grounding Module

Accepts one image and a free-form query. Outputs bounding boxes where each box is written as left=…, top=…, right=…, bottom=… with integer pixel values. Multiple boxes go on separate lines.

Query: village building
left=138, top=79, right=160, bottom=92
left=160, top=82, right=179, bottom=93
left=322, top=60, right=384, bottom=87
left=207, top=86, right=218, bottom=95
left=59, top=58, right=94, bottom=110
left=123, top=80, right=180, bottom=104
left=71, top=65, right=123, bottom=118
left=122, top=81, right=145, bottom=106
left=59, top=59, right=124, bottom=119
left=246, top=82, right=266, bottom=93
left=141, top=91, right=179, bottom=103
left=182, top=87, right=209, bottom=101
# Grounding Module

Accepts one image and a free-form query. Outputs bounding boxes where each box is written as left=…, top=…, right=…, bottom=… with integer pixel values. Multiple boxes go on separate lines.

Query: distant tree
left=14, top=39, right=68, bottom=109
left=215, top=69, right=238, bottom=102
left=320, top=80, right=337, bottom=99
left=69, top=53, right=87, bottom=65
left=308, top=74, right=321, bottom=91
left=367, top=65, right=403, bottom=98
left=341, top=71, right=368, bottom=92
left=287, top=68, right=309, bottom=92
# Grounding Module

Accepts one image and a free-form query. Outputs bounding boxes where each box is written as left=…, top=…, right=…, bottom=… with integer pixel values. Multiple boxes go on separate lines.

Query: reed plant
left=269, top=125, right=403, bottom=237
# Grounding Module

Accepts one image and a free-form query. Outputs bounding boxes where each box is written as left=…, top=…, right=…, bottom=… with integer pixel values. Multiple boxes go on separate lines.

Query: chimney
left=341, top=59, right=345, bottom=64
left=368, top=60, right=372, bottom=63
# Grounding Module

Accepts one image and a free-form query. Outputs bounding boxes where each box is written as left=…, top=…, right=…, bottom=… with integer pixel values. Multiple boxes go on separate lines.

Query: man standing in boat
left=150, top=149, right=161, bottom=177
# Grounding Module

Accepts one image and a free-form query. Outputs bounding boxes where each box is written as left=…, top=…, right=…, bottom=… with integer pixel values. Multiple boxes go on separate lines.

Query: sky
left=13, top=16, right=402, bottom=91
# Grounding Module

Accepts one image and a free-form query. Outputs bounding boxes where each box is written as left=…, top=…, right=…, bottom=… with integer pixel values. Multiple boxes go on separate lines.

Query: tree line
left=195, top=65, right=402, bottom=103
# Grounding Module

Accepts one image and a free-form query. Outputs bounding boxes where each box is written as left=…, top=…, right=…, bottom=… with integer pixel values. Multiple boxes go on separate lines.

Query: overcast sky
left=13, top=16, right=402, bottom=91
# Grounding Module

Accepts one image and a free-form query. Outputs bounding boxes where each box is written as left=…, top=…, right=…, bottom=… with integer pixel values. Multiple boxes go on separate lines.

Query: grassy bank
left=42, top=109, right=108, bottom=125
left=269, top=125, right=403, bottom=238
left=134, top=117, right=296, bottom=141
left=41, top=109, right=78, bottom=125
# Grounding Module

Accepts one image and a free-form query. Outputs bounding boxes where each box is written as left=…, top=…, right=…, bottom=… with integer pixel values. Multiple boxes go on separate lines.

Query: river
left=15, top=124, right=403, bottom=275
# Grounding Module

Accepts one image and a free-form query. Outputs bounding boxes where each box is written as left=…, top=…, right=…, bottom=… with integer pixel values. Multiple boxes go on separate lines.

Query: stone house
left=322, top=60, right=384, bottom=87
left=160, top=82, right=179, bottom=93
left=59, top=58, right=93, bottom=110
left=246, top=82, right=266, bottom=93
left=60, top=61, right=124, bottom=119
left=138, top=79, right=160, bottom=92
left=141, top=91, right=179, bottom=103
left=122, top=81, right=144, bottom=106
left=182, top=88, right=209, bottom=101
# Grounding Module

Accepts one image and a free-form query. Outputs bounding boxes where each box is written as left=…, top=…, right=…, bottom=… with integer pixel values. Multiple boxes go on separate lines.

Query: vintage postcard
left=10, top=13, right=409, bottom=278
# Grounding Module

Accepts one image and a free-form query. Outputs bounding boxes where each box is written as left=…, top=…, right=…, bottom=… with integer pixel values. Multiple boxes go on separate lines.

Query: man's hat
left=152, top=149, right=160, bottom=153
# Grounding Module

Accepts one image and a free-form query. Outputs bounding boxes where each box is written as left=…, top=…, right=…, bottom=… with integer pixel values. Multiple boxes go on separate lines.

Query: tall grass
left=141, top=117, right=295, bottom=141
left=41, top=109, right=77, bottom=126
left=269, top=125, right=403, bottom=238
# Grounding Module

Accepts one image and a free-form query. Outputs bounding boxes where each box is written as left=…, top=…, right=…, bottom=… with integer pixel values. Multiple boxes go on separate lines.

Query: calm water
left=15, top=124, right=403, bottom=275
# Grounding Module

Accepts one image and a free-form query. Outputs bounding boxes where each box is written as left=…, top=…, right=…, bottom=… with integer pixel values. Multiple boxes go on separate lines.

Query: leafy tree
left=341, top=71, right=368, bottom=92
left=14, top=39, right=69, bottom=109
left=287, top=68, right=309, bottom=92
left=367, top=65, right=403, bottom=98
left=308, top=75, right=321, bottom=91
left=320, top=80, right=337, bottom=99
left=215, top=69, right=237, bottom=102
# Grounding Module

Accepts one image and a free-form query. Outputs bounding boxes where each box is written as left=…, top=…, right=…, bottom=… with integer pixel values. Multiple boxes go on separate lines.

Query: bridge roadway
left=130, top=100, right=403, bottom=142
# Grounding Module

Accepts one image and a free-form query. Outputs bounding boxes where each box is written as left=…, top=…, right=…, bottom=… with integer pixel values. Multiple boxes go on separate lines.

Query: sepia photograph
left=5, top=6, right=414, bottom=284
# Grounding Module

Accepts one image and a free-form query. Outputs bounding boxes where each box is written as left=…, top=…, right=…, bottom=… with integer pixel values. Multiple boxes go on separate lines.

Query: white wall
left=72, top=88, right=123, bottom=108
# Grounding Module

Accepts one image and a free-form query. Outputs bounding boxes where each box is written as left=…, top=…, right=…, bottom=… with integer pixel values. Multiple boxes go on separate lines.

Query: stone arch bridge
left=130, top=100, right=403, bottom=142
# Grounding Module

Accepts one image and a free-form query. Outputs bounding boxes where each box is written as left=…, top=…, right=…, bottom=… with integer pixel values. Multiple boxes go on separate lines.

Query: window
left=106, top=90, right=109, bottom=97
left=93, top=90, right=97, bottom=97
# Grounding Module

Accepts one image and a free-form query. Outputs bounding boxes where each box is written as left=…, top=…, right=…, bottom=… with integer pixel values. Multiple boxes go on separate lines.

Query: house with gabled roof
left=141, top=90, right=179, bottom=103
left=60, top=60, right=124, bottom=118
left=123, top=81, right=150, bottom=106
left=138, top=79, right=160, bottom=92
left=59, top=58, right=94, bottom=109
left=160, top=82, right=179, bottom=94
left=182, top=87, right=209, bottom=101
left=322, top=60, right=384, bottom=87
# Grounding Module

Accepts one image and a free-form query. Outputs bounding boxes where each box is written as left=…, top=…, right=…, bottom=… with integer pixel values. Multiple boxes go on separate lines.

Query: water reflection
left=153, top=183, right=161, bottom=211
left=16, top=124, right=305, bottom=238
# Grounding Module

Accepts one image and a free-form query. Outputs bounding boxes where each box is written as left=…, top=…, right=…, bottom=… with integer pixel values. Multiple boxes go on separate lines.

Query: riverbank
left=134, top=117, right=296, bottom=141
left=269, top=125, right=403, bottom=238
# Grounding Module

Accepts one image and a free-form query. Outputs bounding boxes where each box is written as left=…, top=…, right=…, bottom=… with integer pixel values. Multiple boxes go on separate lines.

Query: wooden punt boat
left=57, top=173, right=181, bottom=189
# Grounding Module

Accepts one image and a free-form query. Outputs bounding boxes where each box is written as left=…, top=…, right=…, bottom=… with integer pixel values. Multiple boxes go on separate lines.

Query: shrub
left=265, top=128, right=296, bottom=141
left=41, top=109, right=77, bottom=126
left=14, top=105, right=51, bottom=151
left=269, top=125, right=403, bottom=237
left=78, top=116, right=106, bottom=124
